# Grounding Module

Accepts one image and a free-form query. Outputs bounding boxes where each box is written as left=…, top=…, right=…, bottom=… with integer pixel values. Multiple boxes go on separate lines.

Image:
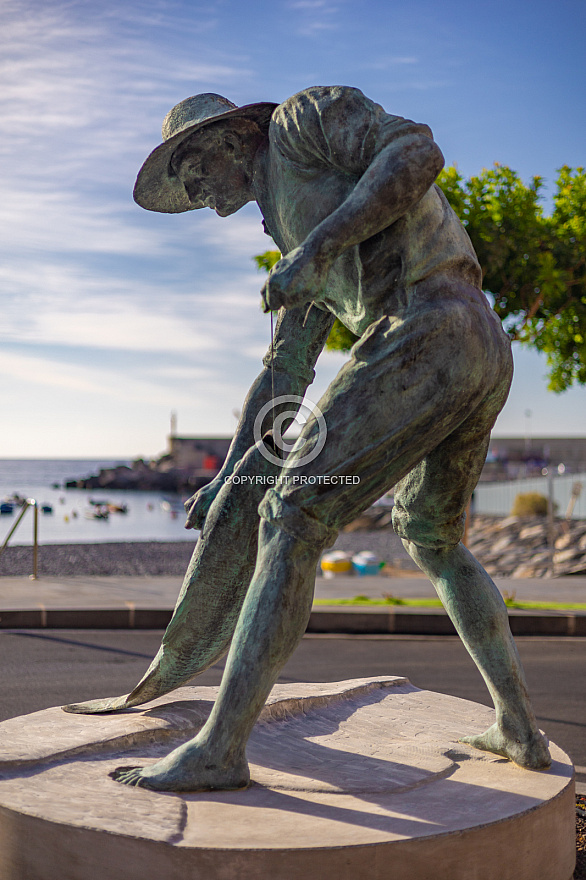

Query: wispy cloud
left=365, top=56, right=419, bottom=70
left=0, top=190, right=171, bottom=257
left=376, top=78, right=452, bottom=93
left=0, top=0, right=271, bottom=384
left=288, top=0, right=337, bottom=8
left=0, top=256, right=265, bottom=355
left=0, top=0, right=255, bottom=191
left=0, top=348, right=196, bottom=405
left=199, top=206, right=273, bottom=258
left=286, top=0, right=341, bottom=35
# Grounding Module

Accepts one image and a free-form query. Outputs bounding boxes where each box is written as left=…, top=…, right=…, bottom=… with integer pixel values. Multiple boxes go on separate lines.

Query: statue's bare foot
left=62, top=696, right=129, bottom=715
left=460, top=720, right=551, bottom=770
left=110, top=739, right=250, bottom=792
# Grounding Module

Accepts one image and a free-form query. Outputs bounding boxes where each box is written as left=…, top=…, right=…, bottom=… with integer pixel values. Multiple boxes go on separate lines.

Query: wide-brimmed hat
left=133, top=93, right=278, bottom=213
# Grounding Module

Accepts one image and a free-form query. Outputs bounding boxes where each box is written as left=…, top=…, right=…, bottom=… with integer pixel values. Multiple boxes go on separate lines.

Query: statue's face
left=171, top=128, right=254, bottom=217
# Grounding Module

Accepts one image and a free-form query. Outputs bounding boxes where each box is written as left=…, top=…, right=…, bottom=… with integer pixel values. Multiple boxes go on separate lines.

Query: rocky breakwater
left=466, top=514, right=586, bottom=578
left=342, top=507, right=586, bottom=578
left=65, top=458, right=219, bottom=494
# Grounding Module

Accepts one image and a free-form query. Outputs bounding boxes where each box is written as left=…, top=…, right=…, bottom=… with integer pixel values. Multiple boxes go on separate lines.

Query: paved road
left=0, top=629, right=584, bottom=782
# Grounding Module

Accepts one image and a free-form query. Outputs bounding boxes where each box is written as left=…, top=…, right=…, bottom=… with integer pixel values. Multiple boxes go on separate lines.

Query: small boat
left=107, top=504, right=128, bottom=514
left=84, top=506, right=109, bottom=521
left=8, top=493, right=27, bottom=507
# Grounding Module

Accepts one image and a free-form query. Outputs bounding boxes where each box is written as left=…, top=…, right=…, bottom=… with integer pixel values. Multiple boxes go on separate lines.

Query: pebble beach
left=0, top=530, right=414, bottom=578
left=0, top=541, right=198, bottom=577
left=4, top=515, right=585, bottom=579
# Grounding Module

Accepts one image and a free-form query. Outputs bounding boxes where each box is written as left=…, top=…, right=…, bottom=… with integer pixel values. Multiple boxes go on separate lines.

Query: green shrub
left=511, top=492, right=549, bottom=516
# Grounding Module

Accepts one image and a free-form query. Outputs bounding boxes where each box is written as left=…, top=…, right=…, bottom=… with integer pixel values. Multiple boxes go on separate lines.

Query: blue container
left=352, top=552, right=384, bottom=576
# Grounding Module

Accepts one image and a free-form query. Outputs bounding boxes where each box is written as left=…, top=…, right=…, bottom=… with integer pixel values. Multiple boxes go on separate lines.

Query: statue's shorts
left=258, top=279, right=513, bottom=551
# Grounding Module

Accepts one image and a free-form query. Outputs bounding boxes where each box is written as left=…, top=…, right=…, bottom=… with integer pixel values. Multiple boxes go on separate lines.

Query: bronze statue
left=65, top=86, right=551, bottom=790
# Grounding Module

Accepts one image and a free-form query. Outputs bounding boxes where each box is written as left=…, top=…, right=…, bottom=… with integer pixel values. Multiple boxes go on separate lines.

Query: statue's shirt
left=256, top=86, right=481, bottom=336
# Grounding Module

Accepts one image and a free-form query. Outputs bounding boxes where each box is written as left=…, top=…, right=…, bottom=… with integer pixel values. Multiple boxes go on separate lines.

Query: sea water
left=0, top=460, right=196, bottom=545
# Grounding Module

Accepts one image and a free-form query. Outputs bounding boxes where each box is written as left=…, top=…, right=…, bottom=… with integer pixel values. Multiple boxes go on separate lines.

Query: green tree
left=252, top=251, right=281, bottom=274
left=437, top=164, right=586, bottom=392
left=255, top=164, right=586, bottom=387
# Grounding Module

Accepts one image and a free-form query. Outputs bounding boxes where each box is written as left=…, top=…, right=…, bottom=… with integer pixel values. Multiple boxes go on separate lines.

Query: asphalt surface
left=1, top=629, right=584, bottom=786
left=1, top=571, right=584, bottom=792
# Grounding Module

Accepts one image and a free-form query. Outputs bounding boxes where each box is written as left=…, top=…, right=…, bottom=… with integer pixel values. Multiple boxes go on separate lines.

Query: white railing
left=474, top=473, right=585, bottom=519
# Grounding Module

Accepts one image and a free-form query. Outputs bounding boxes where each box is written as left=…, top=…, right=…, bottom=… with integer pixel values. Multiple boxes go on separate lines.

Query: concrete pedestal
left=0, top=677, right=575, bottom=879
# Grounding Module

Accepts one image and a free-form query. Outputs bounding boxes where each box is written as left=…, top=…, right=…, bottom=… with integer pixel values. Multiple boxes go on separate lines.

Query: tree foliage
left=255, top=164, right=586, bottom=390
left=437, top=164, right=586, bottom=392
left=252, top=251, right=281, bottom=274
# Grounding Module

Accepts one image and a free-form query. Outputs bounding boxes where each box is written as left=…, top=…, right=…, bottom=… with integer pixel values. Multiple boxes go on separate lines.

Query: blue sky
left=1, top=0, right=585, bottom=457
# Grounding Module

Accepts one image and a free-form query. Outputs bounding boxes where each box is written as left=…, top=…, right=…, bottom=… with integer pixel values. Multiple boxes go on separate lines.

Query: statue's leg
left=401, top=538, right=551, bottom=769
left=64, top=441, right=279, bottom=715
left=112, top=286, right=550, bottom=789
left=112, top=521, right=325, bottom=791
left=391, top=368, right=550, bottom=769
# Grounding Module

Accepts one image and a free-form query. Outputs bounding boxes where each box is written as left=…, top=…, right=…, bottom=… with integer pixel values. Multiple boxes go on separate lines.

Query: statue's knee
left=401, top=536, right=459, bottom=570
left=257, top=490, right=338, bottom=550
left=400, top=536, right=430, bottom=559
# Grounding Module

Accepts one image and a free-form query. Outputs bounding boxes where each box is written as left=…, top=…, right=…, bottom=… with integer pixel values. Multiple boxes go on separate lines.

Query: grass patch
left=314, top=597, right=441, bottom=607
left=502, top=600, right=586, bottom=610
left=313, top=596, right=586, bottom=611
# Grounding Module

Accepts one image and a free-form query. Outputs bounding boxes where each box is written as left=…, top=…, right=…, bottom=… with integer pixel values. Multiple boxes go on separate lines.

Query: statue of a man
left=70, top=86, right=551, bottom=789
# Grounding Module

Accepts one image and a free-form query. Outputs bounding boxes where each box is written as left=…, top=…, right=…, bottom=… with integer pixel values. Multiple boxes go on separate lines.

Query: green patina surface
left=64, top=86, right=553, bottom=789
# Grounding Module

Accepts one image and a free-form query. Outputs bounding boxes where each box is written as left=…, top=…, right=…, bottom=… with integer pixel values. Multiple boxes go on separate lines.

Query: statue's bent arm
left=262, top=132, right=445, bottom=313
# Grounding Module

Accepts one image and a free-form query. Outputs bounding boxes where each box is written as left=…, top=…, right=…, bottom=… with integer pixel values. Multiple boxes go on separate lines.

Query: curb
left=0, top=606, right=584, bottom=635
left=0, top=607, right=171, bottom=630
left=307, top=607, right=586, bottom=637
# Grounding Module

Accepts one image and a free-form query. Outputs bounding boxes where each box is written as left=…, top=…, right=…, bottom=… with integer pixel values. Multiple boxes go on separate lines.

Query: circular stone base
left=0, top=677, right=575, bottom=880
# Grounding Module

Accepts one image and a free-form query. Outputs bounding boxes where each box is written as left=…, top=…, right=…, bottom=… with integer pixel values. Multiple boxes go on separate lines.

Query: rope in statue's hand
left=260, top=243, right=333, bottom=313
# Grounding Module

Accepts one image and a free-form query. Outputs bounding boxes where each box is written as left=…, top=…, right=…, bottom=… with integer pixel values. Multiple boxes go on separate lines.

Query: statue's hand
left=184, top=476, right=224, bottom=530
left=261, top=242, right=332, bottom=312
